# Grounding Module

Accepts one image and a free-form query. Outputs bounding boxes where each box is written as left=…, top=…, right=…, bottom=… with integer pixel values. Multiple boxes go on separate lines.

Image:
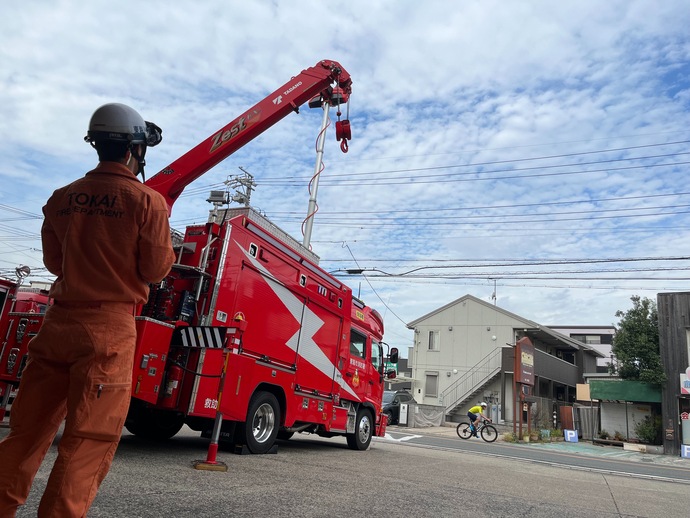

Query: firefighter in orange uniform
left=0, top=103, right=176, bottom=517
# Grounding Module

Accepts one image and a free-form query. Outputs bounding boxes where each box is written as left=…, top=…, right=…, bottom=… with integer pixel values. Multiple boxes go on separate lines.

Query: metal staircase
left=440, top=348, right=502, bottom=419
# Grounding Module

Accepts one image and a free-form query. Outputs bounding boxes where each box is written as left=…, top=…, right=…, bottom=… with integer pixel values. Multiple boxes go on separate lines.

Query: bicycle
left=456, top=420, right=498, bottom=442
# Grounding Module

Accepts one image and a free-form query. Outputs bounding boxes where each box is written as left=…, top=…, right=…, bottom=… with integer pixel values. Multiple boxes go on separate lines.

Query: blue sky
left=2, top=1, right=690, bottom=354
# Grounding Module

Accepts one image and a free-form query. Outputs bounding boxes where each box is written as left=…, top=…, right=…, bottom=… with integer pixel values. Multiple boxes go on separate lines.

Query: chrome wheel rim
left=252, top=403, right=276, bottom=443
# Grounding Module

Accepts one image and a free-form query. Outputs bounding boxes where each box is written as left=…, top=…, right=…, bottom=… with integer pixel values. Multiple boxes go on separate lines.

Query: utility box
left=132, top=317, right=175, bottom=405
left=399, top=402, right=409, bottom=426
left=490, top=404, right=501, bottom=423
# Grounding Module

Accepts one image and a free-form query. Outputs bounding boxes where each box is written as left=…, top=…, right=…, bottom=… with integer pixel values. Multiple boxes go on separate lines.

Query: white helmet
left=84, top=103, right=162, bottom=147
left=480, top=402, right=487, bottom=408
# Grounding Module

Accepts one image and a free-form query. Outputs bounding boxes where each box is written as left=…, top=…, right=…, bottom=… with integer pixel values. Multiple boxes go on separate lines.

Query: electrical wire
left=344, top=243, right=407, bottom=326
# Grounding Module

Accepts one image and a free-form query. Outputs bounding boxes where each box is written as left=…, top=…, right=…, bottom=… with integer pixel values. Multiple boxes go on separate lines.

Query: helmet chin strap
left=129, top=144, right=148, bottom=181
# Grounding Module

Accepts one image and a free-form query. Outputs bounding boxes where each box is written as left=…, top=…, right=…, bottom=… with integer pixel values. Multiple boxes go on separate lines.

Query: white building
left=548, top=325, right=615, bottom=371
left=407, top=294, right=604, bottom=425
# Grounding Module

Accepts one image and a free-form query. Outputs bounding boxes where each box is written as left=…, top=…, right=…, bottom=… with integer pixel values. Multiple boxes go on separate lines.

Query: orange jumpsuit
left=0, top=162, right=175, bottom=517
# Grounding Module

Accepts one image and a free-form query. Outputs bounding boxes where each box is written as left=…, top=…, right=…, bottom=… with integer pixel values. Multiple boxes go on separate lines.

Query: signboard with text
left=681, top=366, right=690, bottom=395
left=564, top=429, right=579, bottom=443
left=384, top=362, right=398, bottom=374
left=516, top=337, right=535, bottom=386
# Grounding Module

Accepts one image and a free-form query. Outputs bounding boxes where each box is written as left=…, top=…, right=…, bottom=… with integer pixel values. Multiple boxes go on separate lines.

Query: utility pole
left=228, top=167, right=256, bottom=207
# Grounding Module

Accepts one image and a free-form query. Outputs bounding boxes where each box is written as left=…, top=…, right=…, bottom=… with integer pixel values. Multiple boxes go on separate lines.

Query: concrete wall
left=410, top=297, right=525, bottom=406
left=453, top=378, right=503, bottom=421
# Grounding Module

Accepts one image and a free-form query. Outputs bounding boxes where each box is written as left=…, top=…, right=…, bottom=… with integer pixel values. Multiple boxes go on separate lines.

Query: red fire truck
left=0, top=60, right=398, bottom=454
left=0, top=274, right=51, bottom=421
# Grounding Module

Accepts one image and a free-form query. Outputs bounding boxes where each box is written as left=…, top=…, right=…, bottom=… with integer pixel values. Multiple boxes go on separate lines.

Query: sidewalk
left=389, top=424, right=690, bottom=467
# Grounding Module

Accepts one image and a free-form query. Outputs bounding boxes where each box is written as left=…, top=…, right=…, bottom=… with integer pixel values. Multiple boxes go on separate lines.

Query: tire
left=242, top=391, right=280, bottom=454
left=125, top=409, right=184, bottom=440
left=385, top=410, right=395, bottom=426
left=480, top=424, right=498, bottom=443
left=346, top=408, right=373, bottom=450
left=456, top=422, right=473, bottom=440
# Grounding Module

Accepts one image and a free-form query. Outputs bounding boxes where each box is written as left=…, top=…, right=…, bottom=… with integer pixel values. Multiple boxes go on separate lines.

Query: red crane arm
left=144, top=60, right=352, bottom=212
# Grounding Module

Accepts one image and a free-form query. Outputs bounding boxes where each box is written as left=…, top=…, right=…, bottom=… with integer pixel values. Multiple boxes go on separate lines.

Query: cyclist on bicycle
left=467, top=402, right=490, bottom=437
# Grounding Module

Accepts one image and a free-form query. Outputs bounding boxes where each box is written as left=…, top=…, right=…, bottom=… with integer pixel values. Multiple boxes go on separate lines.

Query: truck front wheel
left=243, top=391, right=280, bottom=454
left=346, top=408, right=373, bottom=450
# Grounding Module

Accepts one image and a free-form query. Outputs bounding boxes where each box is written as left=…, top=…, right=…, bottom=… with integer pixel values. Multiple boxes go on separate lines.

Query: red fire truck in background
left=0, top=60, right=398, bottom=454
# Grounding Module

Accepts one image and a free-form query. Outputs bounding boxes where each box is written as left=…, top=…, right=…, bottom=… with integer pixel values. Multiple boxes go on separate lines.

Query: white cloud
left=2, top=1, right=690, bottom=353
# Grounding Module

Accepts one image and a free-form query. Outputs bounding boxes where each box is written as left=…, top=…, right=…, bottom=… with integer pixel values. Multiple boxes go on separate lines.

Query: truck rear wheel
left=346, top=408, right=373, bottom=450
left=243, top=391, right=280, bottom=454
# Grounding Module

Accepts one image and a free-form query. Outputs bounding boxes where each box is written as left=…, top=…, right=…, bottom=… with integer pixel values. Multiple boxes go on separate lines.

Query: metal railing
left=441, top=348, right=502, bottom=413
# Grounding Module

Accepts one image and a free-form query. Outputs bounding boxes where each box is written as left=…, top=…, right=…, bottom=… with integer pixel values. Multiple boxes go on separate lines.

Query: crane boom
left=145, top=59, right=352, bottom=211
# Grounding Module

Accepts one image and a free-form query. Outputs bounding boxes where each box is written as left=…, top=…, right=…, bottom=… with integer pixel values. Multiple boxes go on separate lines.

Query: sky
left=2, top=1, right=690, bottom=355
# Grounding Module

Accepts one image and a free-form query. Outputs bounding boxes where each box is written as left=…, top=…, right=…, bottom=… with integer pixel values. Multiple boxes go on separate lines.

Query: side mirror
left=389, top=347, right=399, bottom=364
left=386, top=370, right=397, bottom=380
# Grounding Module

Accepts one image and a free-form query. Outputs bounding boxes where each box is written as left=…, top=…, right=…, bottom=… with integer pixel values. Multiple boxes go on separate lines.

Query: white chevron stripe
left=239, top=242, right=359, bottom=400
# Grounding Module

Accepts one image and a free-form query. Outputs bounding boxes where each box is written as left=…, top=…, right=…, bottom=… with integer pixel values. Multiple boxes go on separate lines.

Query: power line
left=278, top=203, right=690, bottom=223
left=271, top=191, right=690, bottom=216
left=260, top=139, right=690, bottom=180
left=344, top=243, right=407, bottom=326
left=274, top=209, right=690, bottom=228
left=358, top=276, right=688, bottom=292
left=322, top=255, right=690, bottom=264
left=165, top=138, right=690, bottom=193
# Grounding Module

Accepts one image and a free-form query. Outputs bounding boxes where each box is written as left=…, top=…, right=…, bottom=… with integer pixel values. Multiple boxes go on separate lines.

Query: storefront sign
left=516, top=337, right=535, bottom=386
left=681, top=366, right=690, bottom=395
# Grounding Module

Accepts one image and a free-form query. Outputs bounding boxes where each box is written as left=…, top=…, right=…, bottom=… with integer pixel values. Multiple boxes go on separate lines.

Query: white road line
left=377, top=433, right=423, bottom=442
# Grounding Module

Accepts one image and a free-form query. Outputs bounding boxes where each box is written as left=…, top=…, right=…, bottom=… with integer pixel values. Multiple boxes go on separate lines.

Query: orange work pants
left=0, top=302, right=136, bottom=518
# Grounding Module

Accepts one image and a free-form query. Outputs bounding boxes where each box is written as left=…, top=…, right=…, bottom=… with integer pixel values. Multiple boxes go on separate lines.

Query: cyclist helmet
left=480, top=402, right=487, bottom=408
left=84, top=103, right=162, bottom=147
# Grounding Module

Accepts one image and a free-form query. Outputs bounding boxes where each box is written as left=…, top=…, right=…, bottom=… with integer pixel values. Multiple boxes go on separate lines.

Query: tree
left=611, top=295, right=666, bottom=385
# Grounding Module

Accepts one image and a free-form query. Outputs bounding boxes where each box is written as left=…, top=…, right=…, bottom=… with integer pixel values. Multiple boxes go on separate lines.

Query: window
left=370, top=340, right=382, bottom=370
left=0, top=288, right=7, bottom=316
left=572, top=334, right=607, bottom=345
left=425, top=372, right=438, bottom=398
left=350, top=329, right=366, bottom=359
left=428, top=330, right=439, bottom=351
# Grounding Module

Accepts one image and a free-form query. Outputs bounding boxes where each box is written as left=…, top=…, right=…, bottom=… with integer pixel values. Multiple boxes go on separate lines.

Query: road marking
left=377, top=432, right=423, bottom=442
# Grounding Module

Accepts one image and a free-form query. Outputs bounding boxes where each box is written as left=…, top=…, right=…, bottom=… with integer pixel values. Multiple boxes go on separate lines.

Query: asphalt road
left=385, top=429, right=690, bottom=483
left=3, top=425, right=690, bottom=517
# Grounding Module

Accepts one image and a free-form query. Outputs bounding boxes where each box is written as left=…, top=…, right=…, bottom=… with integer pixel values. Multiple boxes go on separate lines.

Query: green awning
left=589, top=380, right=661, bottom=403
